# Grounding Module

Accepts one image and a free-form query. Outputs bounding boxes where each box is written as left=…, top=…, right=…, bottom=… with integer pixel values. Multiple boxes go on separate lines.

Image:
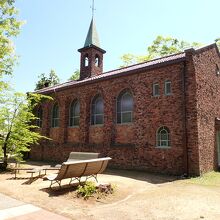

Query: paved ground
left=0, top=193, right=69, bottom=220
left=1, top=163, right=220, bottom=219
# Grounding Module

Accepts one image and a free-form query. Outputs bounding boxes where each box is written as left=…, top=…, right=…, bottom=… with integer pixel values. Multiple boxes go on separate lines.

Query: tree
left=0, top=0, right=23, bottom=77
left=121, top=35, right=201, bottom=67
left=215, top=38, right=220, bottom=49
left=35, top=69, right=60, bottom=90
left=69, top=69, right=80, bottom=81
left=0, top=89, right=50, bottom=170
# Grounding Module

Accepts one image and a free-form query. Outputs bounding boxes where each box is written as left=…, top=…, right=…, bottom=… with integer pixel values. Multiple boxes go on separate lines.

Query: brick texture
left=31, top=44, right=220, bottom=176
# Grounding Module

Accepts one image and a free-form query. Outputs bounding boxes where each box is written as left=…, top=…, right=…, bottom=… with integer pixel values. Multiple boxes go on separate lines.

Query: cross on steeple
left=91, top=0, right=96, bottom=18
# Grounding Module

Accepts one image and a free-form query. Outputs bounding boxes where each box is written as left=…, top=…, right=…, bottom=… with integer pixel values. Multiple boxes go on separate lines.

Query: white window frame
left=153, top=83, right=160, bottom=97
left=51, top=103, right=59, bottom=128
left=69, top=100, right=80, bottom=127
left=116, top=91, right=133, bottom=124
left=165, top=80, right=172, bottom=96
left=91, top=95, right=104, bottom=125
left=156, top=126, right=171, bottom=148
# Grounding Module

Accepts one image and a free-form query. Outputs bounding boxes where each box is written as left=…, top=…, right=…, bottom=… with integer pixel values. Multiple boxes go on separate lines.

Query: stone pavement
left=0, top=193, right=70, bottom=220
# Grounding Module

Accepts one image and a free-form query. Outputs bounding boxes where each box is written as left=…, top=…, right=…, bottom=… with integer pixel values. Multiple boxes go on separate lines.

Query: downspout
left=182, top=61, right=189, bottom=176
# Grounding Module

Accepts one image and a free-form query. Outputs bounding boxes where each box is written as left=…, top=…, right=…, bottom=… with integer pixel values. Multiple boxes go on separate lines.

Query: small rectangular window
left=165, top=81, right=171, bottom=96
left=153, top=83, right=159, bottom=96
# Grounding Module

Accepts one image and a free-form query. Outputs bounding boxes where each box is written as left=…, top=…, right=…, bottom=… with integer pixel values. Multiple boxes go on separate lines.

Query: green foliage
left=186, top=172, right=220, bottom=187
left=69, top=69, right=80, bottom=81
left=215, top=38, right=220, bottom=50
left=121, top=35, right=202, bottom=67
left=0, top=0, right=23, bottom=77
left=77, top=181, right=96, bottom=199
left=120, top=54, right=137, bottom=67
left=35, top=69, right=60, bottom=90
left=0, top=88, right=50, bottom=167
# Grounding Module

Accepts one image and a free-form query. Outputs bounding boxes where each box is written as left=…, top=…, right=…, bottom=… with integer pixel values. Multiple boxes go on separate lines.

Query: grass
left=186, top=171, right=220, bottom=186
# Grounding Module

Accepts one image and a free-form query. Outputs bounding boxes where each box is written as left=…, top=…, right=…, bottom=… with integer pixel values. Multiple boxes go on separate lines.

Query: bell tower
left=78, top=17, right=106, bottom=80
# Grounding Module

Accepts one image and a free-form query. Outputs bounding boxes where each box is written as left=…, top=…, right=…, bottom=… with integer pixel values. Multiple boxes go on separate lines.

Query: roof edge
left=36, top=56, right=185, bottom=95
left=103, top=51, right=185, bottom=75
left=78, top=44, right=106, bottom=53
left=184, top=43, right=220, bottom=56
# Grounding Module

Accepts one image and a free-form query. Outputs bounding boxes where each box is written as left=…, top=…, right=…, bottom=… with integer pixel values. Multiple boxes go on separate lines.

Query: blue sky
left=10, top=0, right=220, bottom=92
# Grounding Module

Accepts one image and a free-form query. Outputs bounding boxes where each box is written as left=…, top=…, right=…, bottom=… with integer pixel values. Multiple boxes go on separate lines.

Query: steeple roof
left=84, top=18, right=100, bottom=48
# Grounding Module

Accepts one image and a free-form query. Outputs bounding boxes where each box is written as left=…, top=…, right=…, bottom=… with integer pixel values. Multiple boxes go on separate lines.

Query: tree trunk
left=2, top=142, right=8, bottom=170
left=1, top=132, right=11, bottom=170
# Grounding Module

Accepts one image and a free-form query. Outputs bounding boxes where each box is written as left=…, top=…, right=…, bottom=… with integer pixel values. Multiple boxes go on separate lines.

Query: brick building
left=31, top=18, right=220, bottom=176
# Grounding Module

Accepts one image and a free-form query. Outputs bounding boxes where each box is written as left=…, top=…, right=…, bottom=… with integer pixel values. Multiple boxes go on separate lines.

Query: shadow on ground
left=40, top=183, right=79, bottom=197
left=104, top=168, right=177, bottom=184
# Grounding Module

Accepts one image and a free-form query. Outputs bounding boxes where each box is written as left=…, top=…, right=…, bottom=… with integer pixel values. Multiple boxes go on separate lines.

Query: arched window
left=69, top=100, right=80, bottom=126
left=156, top=126, right=170, bottom=148
left=84, top=54, right=89, bottom=67
left=36, top=106, right=43, bottom=128
left=95, top=54, right=100, bottom=67
left=91, top=95, right=104, bottom=125
left=51, top=103, right=59, bottom=128
left=117, top=90, right=133, bottom=124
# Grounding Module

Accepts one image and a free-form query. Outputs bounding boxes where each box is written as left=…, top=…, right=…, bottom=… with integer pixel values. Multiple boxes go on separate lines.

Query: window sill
left=116, top=122, right=133, bottom=126
left=164, top=94, right=172, bottom=96
left=155, top=146, right=171, bottom=149
left=90, top=124, right=104, bottom=127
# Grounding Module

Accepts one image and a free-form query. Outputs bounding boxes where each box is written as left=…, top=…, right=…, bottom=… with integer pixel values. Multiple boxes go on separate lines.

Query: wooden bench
left=26, top=168, right=42, bottom=179
left=45, top=157, right=111, bottom=188
left=12, top=167, right=60, bottom=179
left=55, top=152, right=100, bottom=168
left=12, top=168, right=34, bottom=179
left=26, top=167, right=60, bottom=179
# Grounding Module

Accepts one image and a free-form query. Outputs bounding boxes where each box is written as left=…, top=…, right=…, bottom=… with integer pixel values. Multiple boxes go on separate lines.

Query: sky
left=9, top=0, right=220, bottom=93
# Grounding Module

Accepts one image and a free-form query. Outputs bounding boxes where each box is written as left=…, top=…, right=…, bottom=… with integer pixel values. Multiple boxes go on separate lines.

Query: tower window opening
left=95, top=55, right=100, bottom=67
left=84, top=54, right=89, bottom=67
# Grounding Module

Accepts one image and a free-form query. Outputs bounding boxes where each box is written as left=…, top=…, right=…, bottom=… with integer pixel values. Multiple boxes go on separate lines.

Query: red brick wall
left=115, top=125, right=134, bottom=144
left=192, top=46, right=220, bottom=174
left=89, top=126, right=104, bottom=144
left=49, top=128, right=60, bottom=142
left=184, top=49, right=200, bottom=175
left=31, top=61, right=189, bottom=175
left=67, top=128, right=80, bottom=143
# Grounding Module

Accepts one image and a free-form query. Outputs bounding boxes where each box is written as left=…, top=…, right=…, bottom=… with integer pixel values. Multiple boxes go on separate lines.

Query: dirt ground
left=0, top=162, right=220, bottom=220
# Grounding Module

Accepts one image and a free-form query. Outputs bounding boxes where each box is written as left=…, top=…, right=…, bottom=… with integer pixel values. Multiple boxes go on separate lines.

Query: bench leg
left=85, top=175, right=98, bottom=183
left=93, top=174, right=98, bottom=183
left=50, top=180, right=61, bottom=189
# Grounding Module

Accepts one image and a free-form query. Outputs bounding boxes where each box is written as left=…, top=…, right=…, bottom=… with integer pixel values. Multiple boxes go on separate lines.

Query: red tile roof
left=35, top=52, right=186, bottom=94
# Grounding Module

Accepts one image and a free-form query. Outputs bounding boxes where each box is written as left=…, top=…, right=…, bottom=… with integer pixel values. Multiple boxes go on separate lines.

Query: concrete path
left=0, top=193, right=69, bottom=220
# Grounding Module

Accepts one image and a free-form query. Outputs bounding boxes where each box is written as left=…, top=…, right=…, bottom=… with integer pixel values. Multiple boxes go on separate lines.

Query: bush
left=77, top=181, right=96, bottom=199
